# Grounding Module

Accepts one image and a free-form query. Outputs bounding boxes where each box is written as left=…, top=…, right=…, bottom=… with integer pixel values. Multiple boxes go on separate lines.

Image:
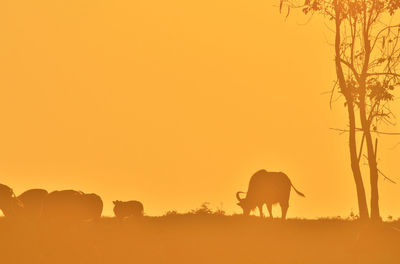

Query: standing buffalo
left=113, top=200, right=144, bottom=218
left=43, top=190, right=103, bottom=221
left=236, top=169, right=305, bottom=219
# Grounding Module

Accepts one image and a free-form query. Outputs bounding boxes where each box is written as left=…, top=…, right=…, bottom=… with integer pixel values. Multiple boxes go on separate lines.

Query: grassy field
left=1, top=214, right=400, bottom=264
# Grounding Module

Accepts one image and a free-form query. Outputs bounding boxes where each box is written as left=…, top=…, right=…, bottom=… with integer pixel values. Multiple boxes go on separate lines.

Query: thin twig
left=362, top=154, right=396, bottom=184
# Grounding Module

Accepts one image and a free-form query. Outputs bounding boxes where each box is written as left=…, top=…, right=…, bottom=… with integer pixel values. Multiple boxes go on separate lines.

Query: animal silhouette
left=236, top=169, right=305, bottom=219
left=43, top=190, right=103, bottom=221
left=80, top=193, right=103, bottom=220
left=0, top=184, right=23, bottom=218
left=113, top=200, right=144, bottom=218
left=0, top=183, right=14, bottom=198
left=18, top=189, right=48, bottom=219
left=42, top=190, right=82, bottom=221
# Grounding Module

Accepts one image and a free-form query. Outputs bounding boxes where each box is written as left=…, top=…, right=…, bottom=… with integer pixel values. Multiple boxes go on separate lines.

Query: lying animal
left=236, top=169, right=305, bottom=219
left=113, top=200, right=144, bottom=218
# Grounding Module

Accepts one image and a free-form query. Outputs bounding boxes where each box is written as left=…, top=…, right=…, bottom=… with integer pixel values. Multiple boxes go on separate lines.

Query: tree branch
left=330, top=127, right=400, bottom=135
left=362, top=154, right=397, bottom=184
left=366, top=72, right=400, bottom=77
left=340, top=59, right=360, bottom=81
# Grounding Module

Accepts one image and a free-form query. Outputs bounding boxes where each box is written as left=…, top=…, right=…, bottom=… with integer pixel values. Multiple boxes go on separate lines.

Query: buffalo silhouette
left=0, top=184, right=23, bottom=218
left=0, top=184, right=49, bottom=219
left=80, top=193, right=103, bottom=220
left=113, top=200, right=144, bottom=218
left=0, top=183, right=14, bottom=198
left=236, top=169, right=305, bottom=219
left=43, top=190, right=103, bottom=221
left=18, top=189, right=48, bottom=219
left=0, top=185, right=103, bottom=221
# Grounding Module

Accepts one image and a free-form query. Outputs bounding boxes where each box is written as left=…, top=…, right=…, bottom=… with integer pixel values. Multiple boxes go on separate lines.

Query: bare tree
left=280, top=0, right=400, bottom=221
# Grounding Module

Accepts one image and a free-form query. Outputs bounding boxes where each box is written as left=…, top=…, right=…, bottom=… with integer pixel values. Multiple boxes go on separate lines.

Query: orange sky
left=1, top=0, right=400, bottom=218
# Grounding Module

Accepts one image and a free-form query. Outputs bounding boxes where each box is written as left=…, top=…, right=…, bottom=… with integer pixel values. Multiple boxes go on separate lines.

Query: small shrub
left=190, top=202, right=213, bottom=215
left=188, top=202, right=226, bottom=216
left=164, top=210, right=179, bottom=216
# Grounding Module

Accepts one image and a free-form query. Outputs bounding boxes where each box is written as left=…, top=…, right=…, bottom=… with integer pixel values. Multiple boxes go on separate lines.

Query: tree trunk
left=358, top=20, right=380, bottom=221
left=347, top=102, right=370, bottom=220
left=333, top=1, right=369, bottom=220
left=359, top=99, right=380, bottom=221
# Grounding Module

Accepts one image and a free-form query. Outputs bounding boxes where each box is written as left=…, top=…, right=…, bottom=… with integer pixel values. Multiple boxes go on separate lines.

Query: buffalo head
left=236, top=191, right=252, bottom=216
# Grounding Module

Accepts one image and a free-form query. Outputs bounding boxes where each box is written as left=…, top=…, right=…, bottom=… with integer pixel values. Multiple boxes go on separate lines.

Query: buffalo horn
left=236, top=191, right=246, bottom=201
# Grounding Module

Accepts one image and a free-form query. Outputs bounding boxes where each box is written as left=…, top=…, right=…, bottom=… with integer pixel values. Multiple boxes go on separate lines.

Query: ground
left=1, top=215, right=400, bottom=264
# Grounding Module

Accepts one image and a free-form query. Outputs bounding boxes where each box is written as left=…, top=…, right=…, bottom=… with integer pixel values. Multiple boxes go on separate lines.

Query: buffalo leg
left=258, top=205, right=264, bottom=218
left=266, top=204, right=273, bottom=218
left=280, top=202, right=288, bottom=220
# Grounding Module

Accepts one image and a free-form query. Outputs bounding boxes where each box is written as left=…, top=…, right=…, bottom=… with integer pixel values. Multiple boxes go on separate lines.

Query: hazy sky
left=1, top=0, right=400, bottom=218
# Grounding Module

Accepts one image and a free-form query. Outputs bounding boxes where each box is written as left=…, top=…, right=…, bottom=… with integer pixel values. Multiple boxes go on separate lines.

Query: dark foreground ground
left=1, top=215, right=400, bottom=264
